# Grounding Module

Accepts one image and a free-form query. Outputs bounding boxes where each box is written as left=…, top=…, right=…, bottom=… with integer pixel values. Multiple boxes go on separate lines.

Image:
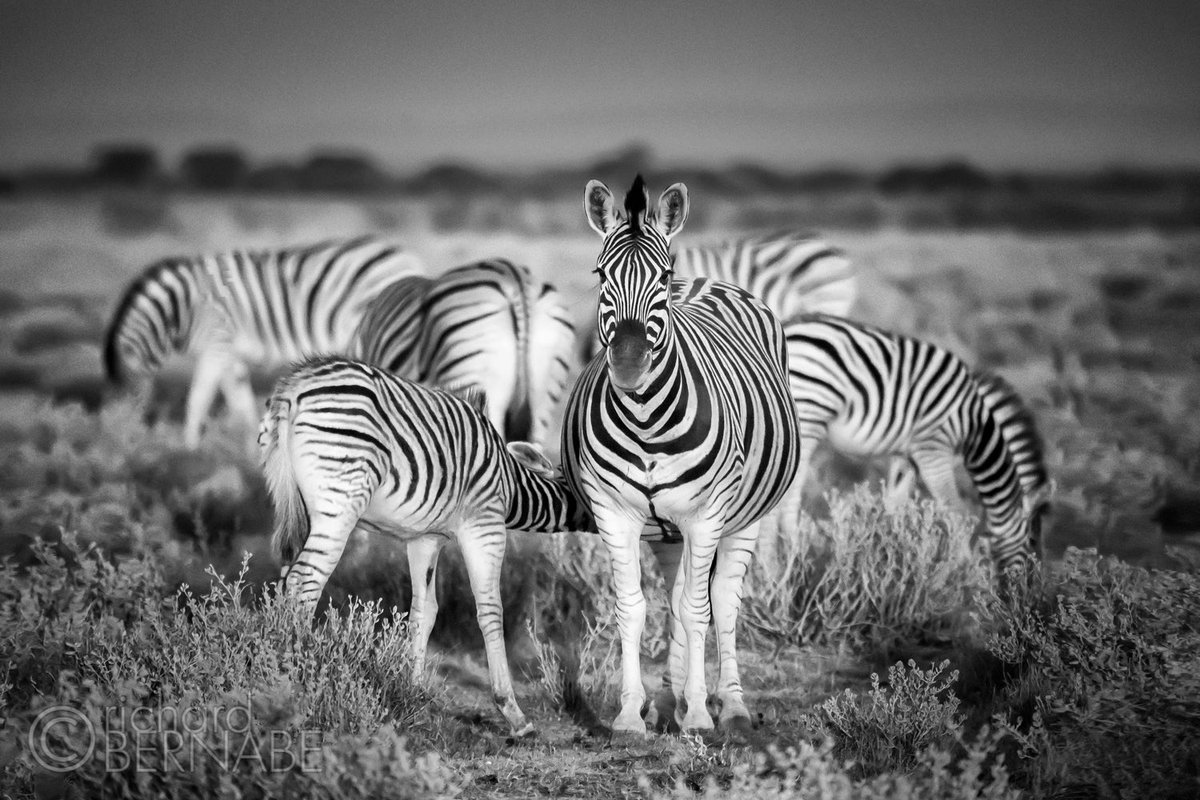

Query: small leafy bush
left=810, top=659, right=963, bottom=776
left=744, top=485, right=993, bottom=654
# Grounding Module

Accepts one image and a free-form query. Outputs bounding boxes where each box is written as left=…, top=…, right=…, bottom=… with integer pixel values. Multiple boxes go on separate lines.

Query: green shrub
left=744, top=485, right=994, bottom=655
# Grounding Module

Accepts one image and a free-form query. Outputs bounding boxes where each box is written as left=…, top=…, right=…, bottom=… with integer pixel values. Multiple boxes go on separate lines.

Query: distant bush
left=744, top=486, right=993, bottom=655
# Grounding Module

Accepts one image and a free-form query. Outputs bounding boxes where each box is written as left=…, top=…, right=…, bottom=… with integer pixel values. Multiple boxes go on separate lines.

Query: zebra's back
left=674, top=230, right=857, bottom=320
left=783, top=313, right=976, bottom=455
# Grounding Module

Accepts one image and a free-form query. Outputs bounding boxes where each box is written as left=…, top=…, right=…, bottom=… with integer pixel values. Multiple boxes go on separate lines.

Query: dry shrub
left=745, top=485, right=994, bottom=655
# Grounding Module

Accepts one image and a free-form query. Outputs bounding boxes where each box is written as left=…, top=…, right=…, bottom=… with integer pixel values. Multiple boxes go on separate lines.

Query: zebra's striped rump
left=258, top=354, right=589, bottom=736
left=352, top=258, right=576, bottom=449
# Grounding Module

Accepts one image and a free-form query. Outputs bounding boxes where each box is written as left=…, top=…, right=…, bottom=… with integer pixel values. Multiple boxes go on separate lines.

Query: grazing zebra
left=258, top=355, right=591, bottom=737
left=561, top=176, right=800, bottom=737
left=579, top=229, right=856, bottom=361
left=104, top=235, right=424, bottom=448
left=352, top=259, right=576, bottom=450
left=775, top=313, right=1051, bottom=572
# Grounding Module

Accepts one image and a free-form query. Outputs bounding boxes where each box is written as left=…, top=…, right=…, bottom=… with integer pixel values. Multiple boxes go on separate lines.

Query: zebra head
left=103, top=258, right=194, bottom=385
left=583, top=174, right=688, bottom=394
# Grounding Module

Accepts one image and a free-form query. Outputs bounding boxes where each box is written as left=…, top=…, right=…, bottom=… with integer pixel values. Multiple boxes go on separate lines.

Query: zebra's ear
left=654, top=183, right=688, bottom=241
left=585, top=180, right=618, bottom=236
left=506, top=441, right=556, bottom=477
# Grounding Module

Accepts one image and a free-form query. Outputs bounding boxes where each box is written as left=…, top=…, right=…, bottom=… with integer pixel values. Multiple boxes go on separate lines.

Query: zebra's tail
left=258, top=380, right=310, bottom=564
left=503, top=263, right=534, bottom=442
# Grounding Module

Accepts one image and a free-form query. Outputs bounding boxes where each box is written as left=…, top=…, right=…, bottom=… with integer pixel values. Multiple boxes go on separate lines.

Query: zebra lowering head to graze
left=258, top=355, right=592, bottom=738
left=352, top=258, right=576, bottom=451
left=774, top=312, right=1051, bottom=575
left=578, top=228, right=857, bottom=362
left=104, top=235, right=424, bottom=448
left=561, top=176, right=800, bottom=739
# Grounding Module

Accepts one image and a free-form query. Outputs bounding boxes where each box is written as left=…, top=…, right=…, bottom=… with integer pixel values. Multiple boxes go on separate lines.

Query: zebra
left=561, top=176, right=801, bottom=738
left=258, top=355, right=592, bottom=738
left=773, top=313, right=1051, bottom=573
left=104, top=235, right=424, bottom=448
left=352, top=258, right=576, bottom=451
left=579, top=228, right=857, bottom=362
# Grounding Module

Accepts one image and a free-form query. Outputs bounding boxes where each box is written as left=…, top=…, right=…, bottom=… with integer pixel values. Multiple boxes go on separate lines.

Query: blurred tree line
left=0, top=141, right=1197, bottom=229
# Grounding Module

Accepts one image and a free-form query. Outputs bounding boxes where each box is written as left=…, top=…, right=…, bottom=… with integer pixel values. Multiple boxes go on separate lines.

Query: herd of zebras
left=101, top=175, right=1050, bottom=739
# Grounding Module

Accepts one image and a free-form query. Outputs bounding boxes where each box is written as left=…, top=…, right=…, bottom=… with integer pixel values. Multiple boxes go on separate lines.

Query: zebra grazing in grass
left=580, top=229, right=856, bottom=361
left=258, top=355, right=592, bottom=737
left=104, top=235, right=423, bottom=448
left=776, top=313, right=1051, bottom=572
left=352, top=259, right=576, bottom=450
left=561, top=176, right=800, bottom=738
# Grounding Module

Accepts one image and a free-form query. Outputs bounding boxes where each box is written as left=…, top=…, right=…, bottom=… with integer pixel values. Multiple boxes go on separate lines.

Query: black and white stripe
left=561, top=176, right=800, bottom=737
left=352, top=259, right=575, bottom=450
left=258, top=355, right=591, bottom=737
left=778, top=313, right=1050, bottom=572
left=104, top=235, right=423, bottom=447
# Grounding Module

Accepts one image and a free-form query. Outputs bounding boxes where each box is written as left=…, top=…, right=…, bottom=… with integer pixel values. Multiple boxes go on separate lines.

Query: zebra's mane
left=624, top=174, right=647, bottom=233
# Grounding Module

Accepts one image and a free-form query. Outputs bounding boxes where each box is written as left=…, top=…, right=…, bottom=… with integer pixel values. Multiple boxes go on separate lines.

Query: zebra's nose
left=609, top=319, right=651, bottom=391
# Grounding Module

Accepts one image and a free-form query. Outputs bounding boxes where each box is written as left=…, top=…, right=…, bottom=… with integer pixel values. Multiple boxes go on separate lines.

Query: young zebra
left=579, top=228, right=856, bottom=361
left=104, top=235, right=424, bottom=448
left=352, top=259, right=576, bottom=450
left=773, top=313, right=1051, bottom=572
left=258, top=355, right=592, bottom=737
left=561, top=176, right=800, bottom=737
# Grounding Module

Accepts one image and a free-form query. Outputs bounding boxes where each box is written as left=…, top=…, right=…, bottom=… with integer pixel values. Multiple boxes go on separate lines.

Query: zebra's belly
left=357, top=492, right=471, bottom=540
left=825, top=416, right=914, bottom=457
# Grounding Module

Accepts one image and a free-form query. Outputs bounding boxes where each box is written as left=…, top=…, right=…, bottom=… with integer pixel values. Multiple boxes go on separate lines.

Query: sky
left=1, top=0, right=1198, bottom=172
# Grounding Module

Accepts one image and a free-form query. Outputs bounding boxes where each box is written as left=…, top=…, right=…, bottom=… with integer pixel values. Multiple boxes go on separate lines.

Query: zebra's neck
left=500, top=455, right=592, bottom=532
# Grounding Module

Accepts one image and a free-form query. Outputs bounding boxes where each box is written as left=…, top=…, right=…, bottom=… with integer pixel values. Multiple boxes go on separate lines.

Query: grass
left=1, top=199, right=1199, bottom=796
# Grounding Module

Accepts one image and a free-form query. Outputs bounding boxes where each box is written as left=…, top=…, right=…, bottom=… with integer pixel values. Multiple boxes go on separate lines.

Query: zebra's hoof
left=507, top=722, right=537, bottom=741
left=719, top=713, right=754, bottom=744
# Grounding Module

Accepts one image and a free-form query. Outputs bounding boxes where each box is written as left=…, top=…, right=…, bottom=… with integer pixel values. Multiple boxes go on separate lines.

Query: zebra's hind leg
left=456, top=517, right=534, bottom=738
left=910, top=447, right=961, bottom=508
left=759, top=442, right=815, bottom=563
left=711, top=522, right=759, bottom=740
left=406, top=535, right=445, bottom=677
left=884, top=457, right=919, bottom=512
left=184, top=348, right=232, bottom=448
left=283, top=512, right=359, bottom=621
left=217, top=357, right=259, bottom=453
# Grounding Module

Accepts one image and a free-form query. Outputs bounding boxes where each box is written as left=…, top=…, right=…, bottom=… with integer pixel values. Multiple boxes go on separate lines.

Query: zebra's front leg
left=217, top=358, right=259, bottom=452
left=885, top=457, right=918, bottom=512
left=675, top=516, right=722, bottom=733
left=911, top=447, right=961, bottom=508
left=711, top=522, right=760, bottom=739
left=456, top=518, right=534, bottom=738
left=406, top=535, right=445, bottom=677
left=646, top=538, right=684, bottom=732
left=596, top=508, right=652, bottom=738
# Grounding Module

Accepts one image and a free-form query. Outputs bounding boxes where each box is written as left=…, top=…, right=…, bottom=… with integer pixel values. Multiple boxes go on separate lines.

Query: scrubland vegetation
left=1, top=195, right=1199, bottom=797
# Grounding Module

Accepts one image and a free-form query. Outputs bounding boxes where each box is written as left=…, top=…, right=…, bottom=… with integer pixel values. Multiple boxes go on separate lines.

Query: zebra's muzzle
left=609, top=319, right=652, bottom=392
